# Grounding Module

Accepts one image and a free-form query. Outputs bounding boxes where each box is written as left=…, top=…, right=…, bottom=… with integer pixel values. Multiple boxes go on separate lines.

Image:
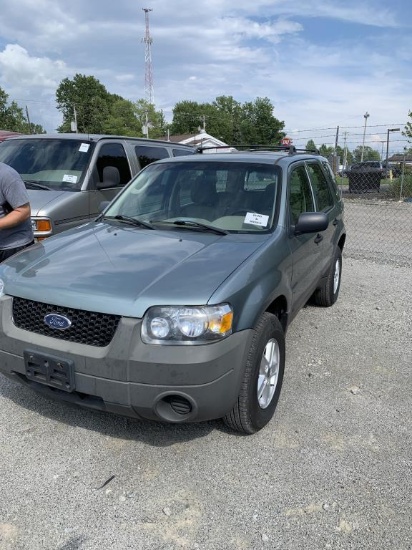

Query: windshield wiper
left=102, top=215, right=154, bottom=229
left=157, top=219, right=228, bottom=235
left=24, top=180, right=51, bottom=191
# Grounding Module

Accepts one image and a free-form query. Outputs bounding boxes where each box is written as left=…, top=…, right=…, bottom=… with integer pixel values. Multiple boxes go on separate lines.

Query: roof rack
left=196, top=144, right=320, bottom=155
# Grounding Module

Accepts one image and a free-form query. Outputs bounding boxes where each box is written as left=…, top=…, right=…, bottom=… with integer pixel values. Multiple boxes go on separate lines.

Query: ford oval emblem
left=44, top=313, right=72, bottom=331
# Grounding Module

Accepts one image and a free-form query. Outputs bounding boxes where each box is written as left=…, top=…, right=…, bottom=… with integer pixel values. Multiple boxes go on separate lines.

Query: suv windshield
left=105, top=161, right=281, bottom=233
left=0, top=138, right=94, bottom=190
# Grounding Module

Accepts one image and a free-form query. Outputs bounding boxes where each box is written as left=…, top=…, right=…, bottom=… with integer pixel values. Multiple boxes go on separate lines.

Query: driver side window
left=288, top=166, right=315, bottom=224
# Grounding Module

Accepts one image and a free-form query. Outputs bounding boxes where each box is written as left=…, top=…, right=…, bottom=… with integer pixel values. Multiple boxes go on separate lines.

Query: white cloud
left=0, top=44, right=67, bottom=90
left=0, top=0, right=409, bottom=148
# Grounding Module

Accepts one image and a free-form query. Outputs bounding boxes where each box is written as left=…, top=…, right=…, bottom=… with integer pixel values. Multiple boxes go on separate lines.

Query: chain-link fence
left=338, top=167, right=412, bottom=266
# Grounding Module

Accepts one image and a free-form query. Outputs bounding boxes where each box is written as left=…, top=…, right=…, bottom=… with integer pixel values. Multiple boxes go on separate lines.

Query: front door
left=287, top=164, right=323, bottom=314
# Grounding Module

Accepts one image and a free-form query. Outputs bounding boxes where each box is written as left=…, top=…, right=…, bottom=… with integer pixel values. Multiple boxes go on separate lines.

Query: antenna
left=142, top=8, right=154, bottom=105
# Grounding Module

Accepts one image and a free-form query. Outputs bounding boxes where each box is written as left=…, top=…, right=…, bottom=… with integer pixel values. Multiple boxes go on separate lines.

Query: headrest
left=191, top=174, right=217, bottom=205
left=102, top=166, right=120, bottom=186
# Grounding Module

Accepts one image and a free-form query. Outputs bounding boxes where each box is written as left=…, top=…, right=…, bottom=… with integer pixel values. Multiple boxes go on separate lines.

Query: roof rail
left=196, top=144, right=320, bottom=155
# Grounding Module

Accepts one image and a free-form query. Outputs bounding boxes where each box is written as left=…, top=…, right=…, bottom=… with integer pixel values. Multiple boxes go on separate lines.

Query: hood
left=1, top=222, right=264, bottom=317
left=28, top=189, right=69, bottom=216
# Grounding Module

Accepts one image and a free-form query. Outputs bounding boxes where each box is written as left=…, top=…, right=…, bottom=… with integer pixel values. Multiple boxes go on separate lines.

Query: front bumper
left=0, top=296, right=253, bottom=423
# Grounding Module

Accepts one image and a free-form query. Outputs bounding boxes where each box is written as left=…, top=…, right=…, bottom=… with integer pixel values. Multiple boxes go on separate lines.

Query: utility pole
left=334, top=125, right=339, bottom=151
left=333, top=125, right=340, bottom=174
left=343, top=132, right=348, bottom=169
left=385, top=128, right=400, bottom=177
left=142, top=8, right=154, bottom=106
left=25, top=106, right=32, bottom=134
left=71, top=104, right=78, bottom=133
left=361, top=112, right=369, bottom=162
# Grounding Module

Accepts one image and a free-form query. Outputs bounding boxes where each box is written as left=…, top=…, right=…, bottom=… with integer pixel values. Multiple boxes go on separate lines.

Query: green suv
left=0, top=147, right=345, bottom=434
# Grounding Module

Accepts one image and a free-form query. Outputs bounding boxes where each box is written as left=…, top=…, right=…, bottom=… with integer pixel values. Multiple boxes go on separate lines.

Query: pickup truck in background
left=0, top=133, right=194, bottom=239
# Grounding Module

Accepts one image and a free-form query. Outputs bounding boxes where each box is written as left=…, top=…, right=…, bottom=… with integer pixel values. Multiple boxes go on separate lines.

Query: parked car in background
left=0, top=134, right=194, bottom=239
left=349, top=161, right=385, bottom=177
left=346, top=161, right=385, bottom=193
left=337, top=165, right=348, bottom=177
left=0, top=147, right=345, bottom=434
left=381, top=161, right=402, bottom=178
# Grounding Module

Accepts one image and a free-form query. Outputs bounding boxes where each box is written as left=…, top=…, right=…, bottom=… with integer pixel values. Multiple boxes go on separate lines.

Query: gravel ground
left=0, top=205, right=411, bottom=550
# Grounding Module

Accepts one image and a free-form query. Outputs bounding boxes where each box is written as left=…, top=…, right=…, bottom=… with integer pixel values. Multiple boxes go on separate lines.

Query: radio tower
left=142, top=8, right=154, bottom=105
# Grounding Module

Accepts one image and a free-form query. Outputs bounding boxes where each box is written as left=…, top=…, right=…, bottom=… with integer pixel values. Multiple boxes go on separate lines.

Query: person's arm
left=0, top=203, right=31, bottom=229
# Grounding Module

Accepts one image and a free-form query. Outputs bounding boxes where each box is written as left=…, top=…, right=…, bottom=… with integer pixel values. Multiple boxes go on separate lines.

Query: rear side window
left=172, top=148, right=194, bottom=157
left=135, top=146, right=169, bottom=169
left=306, top=162, right=334, bottom=211
left=95, top=143, right=131, bottom=186
left=321, top=161, right=341, bottom=202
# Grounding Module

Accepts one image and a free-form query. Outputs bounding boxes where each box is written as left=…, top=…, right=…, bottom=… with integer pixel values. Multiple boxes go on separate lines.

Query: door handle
left=314, top=233, right=323, bottom=244
left=333, top=218, right=338, bottom=226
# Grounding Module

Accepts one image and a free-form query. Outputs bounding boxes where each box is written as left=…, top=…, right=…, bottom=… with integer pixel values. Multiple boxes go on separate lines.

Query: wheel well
left=266, top=296, right=288, bottom=332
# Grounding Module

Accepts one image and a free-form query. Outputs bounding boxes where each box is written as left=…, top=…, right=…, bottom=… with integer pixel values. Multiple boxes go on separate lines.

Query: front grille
left=12, top=297, right=120, bottom=347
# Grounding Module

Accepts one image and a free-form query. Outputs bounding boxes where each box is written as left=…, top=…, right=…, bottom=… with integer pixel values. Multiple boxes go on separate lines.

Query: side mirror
left=294, top=212, right=328, bottom=235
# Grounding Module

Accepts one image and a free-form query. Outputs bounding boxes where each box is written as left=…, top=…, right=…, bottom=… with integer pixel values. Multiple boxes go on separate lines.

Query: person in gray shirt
left=0, top=162, right=34, bottom=262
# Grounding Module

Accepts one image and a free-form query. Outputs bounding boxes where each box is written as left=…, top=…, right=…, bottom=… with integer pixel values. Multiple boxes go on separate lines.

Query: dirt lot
left=0, top=201, right=411, bottom=550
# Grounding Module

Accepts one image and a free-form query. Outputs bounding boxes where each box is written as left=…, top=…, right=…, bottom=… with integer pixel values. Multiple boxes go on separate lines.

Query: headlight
left=141, top=303, right=233, bottom=345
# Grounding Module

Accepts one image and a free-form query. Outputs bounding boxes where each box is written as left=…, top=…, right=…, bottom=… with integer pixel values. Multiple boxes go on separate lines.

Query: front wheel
left=223, top=312, right=285, bottom=434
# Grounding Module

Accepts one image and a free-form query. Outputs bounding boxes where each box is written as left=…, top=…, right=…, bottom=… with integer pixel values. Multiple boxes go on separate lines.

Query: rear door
left=306, top=160, right=341, bottom=274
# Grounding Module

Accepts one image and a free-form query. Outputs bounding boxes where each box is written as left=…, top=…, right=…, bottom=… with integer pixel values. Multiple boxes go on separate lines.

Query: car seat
left=180, top=174, right=218, bottom=220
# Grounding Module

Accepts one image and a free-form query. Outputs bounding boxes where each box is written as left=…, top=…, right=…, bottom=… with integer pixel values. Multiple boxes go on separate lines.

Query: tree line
left=1, top=74, right=411, bottom=159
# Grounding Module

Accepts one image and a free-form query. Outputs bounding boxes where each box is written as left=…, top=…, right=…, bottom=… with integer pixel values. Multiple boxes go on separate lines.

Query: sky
left=0, top=0, right=411, bottom=155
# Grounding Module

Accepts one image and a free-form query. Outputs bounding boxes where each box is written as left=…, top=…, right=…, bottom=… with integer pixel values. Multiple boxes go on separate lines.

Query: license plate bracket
left=23, top=350, right=75, bottom=392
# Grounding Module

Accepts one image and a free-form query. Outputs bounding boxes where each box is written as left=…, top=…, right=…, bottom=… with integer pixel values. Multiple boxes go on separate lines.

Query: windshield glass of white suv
left=0, top=138, right=94, bottom=190
left=105, top=161, right=281, bottom=233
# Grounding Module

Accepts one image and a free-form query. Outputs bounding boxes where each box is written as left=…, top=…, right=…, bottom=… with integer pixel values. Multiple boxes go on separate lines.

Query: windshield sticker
left=79, top=143, right=90, bottom=153
left=63, top=174, right=78, bottom=183
left=244, top=212, right=269, bottom=227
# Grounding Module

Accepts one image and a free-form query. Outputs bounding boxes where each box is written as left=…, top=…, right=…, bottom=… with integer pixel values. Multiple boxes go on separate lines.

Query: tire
left=223, top=312, right=285, bottom=435
left=313, top=247, right=342, bottom=307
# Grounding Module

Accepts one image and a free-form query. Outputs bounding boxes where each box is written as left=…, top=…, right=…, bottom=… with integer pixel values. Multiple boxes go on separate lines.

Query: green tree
left=0, top=86, right=45, bottom=133
left=238, top=97, right=285, bottom=145
left=404, top=110, right=412, bottom=141
left=352, top=145, right=380, bottom=162
left=306, top=139, right=317, bottom=152
left=55, top=74, right=166, bottom=137
left=134, top=99, right=167, bottom=139
left=56, top=74, right=111, bottom=133
left=169, top=100, right=208, bottom=135
left=319, top=144, right=335, bottom=157
left=103, top=98, right=142, bottom=136
left=170, top=96, right=284, bottom=146
left=208, top=96, right=242, bottom=144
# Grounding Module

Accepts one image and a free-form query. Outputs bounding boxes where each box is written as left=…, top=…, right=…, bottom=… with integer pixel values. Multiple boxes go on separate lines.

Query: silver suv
left=0, top=133, right=194, bottom=239
left=0, top=147, right=345, bottom=434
